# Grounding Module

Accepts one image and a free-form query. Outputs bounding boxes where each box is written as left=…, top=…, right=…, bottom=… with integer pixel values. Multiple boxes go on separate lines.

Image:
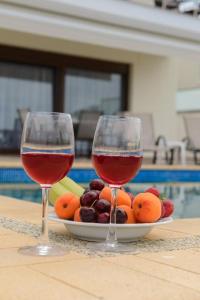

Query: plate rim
left=48, top=212, right=173, bottom=228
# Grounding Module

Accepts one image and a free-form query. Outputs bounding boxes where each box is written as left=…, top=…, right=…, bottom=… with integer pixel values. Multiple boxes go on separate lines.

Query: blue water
left=1, top=168, right=200, bottom=184
left=1, top=183, right=200, bottom=219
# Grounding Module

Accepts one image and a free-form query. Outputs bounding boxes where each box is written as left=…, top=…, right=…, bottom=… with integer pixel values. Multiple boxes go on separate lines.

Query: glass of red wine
left=92, top=115, right=143, bottom=252
left=20, top=112, right=74, bottom=256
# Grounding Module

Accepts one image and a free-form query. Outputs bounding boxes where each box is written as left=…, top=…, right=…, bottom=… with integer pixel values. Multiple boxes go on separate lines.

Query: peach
left=99, top=187, right=131, bottom=207
left=133, top=192, right=161, bottom=223
left=74, top=208, right=81, bottom=222
left=55, top=192, right=80, bottom=219
left=118, top=205, right=135, bottom=224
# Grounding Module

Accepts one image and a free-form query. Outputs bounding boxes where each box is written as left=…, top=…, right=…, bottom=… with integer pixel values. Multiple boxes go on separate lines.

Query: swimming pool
left=1, top=166, right=200, bottom=184
left=1, top=166, right=200, bottom=219
left=1, top=182, right=200, bottom=219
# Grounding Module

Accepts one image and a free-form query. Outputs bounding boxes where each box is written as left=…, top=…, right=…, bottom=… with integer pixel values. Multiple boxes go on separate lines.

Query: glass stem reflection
left=40, top=187, right=50, bottom=245
left=106, top=187, right=118, bottom=246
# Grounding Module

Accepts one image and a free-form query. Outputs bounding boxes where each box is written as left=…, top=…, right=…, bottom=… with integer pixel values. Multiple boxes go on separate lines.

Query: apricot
left=99, top=187, right=131, bottom=207
left=118, top=205, right=135, bottom=224
left=133, top=192, right=161, bottom=223
left=99, top=186, right=112, bottom=202
left=55, top=192, right=80, bottom=219
left=74, top=208, right=81, bottom=222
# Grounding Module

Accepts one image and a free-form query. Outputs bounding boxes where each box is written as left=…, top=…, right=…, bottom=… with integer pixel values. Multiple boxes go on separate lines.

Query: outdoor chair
left=183, top=114, right=200, bottom=164
left=17, top=108, right=30, bottom=128
left=76, top=110, right=102, bottom=157
left=154, top=0, right=180, bottom=9
left=0, top=118, right=22, bottom=150
left=155, top=0, right=200, bottom=14
left=119, top=112, right=175, bottom=164
left=0, top=108, right=28, bottom=150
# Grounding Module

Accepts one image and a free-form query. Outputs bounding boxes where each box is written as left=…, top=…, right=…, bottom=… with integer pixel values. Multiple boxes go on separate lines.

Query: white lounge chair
left=119, top=112, right=175, bottom=164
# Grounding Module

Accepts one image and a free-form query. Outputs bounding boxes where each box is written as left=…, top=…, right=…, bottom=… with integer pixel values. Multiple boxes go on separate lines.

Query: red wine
left=92, top=154, right=143, bottom=186
left=22, top=152, right=74, bottom=185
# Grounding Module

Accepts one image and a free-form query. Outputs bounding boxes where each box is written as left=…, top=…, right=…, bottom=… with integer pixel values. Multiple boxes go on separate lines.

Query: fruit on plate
left=89, top=179, right=105, bottom=191
left=83, top=187, right=90, bottom=194
left=94, top=199, right=111, bottom=213
left=49, top=182, right=68, bottom=206
left=97, top=212, right=110, bottom=223
left=127, top=192, right=135, bottom=208
left=49, top=177, right=84, bottom=205
left=59, top=177, right=84, bottom=197
left=117, top=205, right=135, bottom=224
left=53, top=177, right=174, bottom=224
left=160, top=201, right=166, bottom=218
left=116, top=207, right=127, bottom=224
left=74, top=208, right=81, bottom=222
left=145, top=187, right=160, bottom=198
left=99, top=186, right=111, bottom=201
left=133, top=192, right=162, bottom=223
left=116, top=190, right=132, bottom=207
left=80, top=190, right=99, bottom=207
left=145, top=186, right=174, bottom=218
left=55, top=192, right=80, bottom=219
left=99, top=187, right=131, bottom=207
left=80, top=207, right=97, bottom=223
left=162, top=199, right=174, bottom=217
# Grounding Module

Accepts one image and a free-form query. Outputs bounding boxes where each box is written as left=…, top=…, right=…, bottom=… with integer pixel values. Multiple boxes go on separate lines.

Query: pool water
left=1, top=183, right=200, bottom=219
left=0, top=185, right=41, bottom=204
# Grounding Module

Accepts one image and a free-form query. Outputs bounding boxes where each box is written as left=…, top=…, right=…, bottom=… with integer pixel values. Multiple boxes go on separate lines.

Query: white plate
left=48, top=212, right=173, bottom=242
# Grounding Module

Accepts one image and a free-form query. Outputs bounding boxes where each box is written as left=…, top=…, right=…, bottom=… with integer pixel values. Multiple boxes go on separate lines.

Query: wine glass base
left=18, top=243, right=67, bottom=256
left=88, top=241, right=139, bottom=254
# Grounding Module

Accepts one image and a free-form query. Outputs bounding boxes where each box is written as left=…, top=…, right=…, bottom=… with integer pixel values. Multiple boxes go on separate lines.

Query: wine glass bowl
left=92, top=154, right=142, bottom=187
left=20, top=112, right=74, bottom=256
left=92, top=115, right=143, bottom=252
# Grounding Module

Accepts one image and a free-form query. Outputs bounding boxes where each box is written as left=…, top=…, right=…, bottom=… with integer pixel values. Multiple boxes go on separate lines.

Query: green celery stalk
left=49, top=182, right=70, bottom=206
left=59, top=177, right=84, bottom=197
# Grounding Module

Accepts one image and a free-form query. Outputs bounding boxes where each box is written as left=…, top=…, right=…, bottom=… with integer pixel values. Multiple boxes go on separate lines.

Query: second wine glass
left=92, top=115, right=143, bottom=252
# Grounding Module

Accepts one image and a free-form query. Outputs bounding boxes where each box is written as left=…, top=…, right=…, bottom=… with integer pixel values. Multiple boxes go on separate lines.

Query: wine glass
left=92, top=115, right=143, bottom=252
left=20, top=112, right=74, bottom=256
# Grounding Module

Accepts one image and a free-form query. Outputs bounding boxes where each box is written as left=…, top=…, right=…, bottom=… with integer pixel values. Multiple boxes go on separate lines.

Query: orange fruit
left=133, top=192, right=161, bottom=223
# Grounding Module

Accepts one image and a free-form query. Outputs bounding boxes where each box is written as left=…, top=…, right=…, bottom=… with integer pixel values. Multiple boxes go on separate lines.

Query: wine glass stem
left=40, top=187, right=50, bottom=245
left=106, top=187, right=118, bottom=246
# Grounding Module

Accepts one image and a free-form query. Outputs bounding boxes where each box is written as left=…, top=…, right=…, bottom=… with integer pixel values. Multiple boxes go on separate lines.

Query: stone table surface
left=0, top=195, right=200, bottom=300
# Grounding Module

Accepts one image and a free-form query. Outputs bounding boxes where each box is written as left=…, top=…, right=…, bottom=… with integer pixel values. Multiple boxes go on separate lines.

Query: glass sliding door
left=64, top=68, right=123, bottom=156
left=0, top=62, right=53, bottom=150
left=64, top=68, right=122, bottom=118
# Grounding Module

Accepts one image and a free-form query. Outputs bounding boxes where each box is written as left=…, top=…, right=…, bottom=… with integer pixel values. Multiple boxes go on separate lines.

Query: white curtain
left=64, top=69, right=121, bottom=117
left=0, top=62, right=53, bottom=130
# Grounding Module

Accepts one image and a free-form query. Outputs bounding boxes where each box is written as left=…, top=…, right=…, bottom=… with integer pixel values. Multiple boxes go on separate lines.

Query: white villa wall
left=130, top=54, right=178, bottom=140
left=0, top=27, right=196, bottom=142
left=176, top=59, right=200, bottom=140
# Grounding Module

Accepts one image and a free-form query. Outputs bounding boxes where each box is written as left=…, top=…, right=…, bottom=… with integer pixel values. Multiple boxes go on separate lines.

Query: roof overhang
left=0, top=0, right=200, bottom=57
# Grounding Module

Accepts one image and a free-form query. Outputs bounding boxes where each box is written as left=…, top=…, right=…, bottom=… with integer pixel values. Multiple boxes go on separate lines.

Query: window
left=0, top=45, right=129, bottom=152
left=64, top=68, right=122, bottom=117
left=0, top=62, right=53, bottom=150
left=176, top=88, right=200, bottom=112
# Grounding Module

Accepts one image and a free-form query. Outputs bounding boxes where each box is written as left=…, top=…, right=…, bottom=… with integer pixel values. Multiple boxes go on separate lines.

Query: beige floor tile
left=0, top=196, right=39, bottom=210
left=161, top=219, right=200, bottom=235
left=0, top=232, right=37, bottom=249
left=0, top=247, right=86, bottom=268
left=139, top=249, right=200, bottom=274
left=0, top=266, right=97, bottom=300
left=30, top=257, right=200, bottom=300
left=0, top=197, right=41, bottom=223
left=146, top=227, right=188, bottom=240
left=0, top=227, right=15, bottom=235
left=104, top=255, right=200, bottom=292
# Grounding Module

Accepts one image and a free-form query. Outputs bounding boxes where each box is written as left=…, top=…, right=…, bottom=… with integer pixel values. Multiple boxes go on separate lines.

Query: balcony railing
left=122, top=0, right=200, bottom=17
